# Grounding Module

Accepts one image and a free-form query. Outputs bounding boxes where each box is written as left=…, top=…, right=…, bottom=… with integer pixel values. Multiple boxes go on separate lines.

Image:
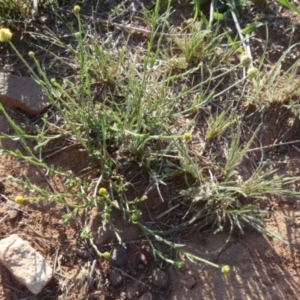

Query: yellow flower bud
left=0, top=28, right=12, bottom=42
left=73, top=5, right=81, bottom=13
left=102, top=252, right=111, bottom=259
left=99, top=187, right=108, bottom=196
left=28, top=51, right=35, bottom=58
left=221, top=265, right=231, bottom=274
left=15, top=196, right=24, bottom=205
left=184, top=133, right=192, bottom=141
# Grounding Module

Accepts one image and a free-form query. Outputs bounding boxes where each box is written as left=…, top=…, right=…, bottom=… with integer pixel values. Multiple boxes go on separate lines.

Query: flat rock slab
left=0, top=234, right=53, bottom=294
left=0, top=72, right=50, bottom=115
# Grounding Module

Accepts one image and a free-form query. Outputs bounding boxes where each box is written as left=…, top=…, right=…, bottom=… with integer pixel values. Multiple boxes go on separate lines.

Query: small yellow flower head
left=15, top=196, right=24, bottom=205
left=73, top=5, right=81, bottom=13
left=240, top=54, right=251, bottom=67
left=221, top=265, right=231, bottom=274
left=102, top=251, right=111, bottom=259
left=247, top=67, right=258, bottom=79
left=28, top=51, right=35, bottom=58
left=99, top=187, right=108, bottom=196
left=0, top=28, right=12, bottom=42
left=184, top=133, right=192, bottom=141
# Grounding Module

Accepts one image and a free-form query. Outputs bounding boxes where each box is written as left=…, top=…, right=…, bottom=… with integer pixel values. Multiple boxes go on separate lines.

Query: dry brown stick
left=43, top=143, right=82, bottom=159
left=80, top=13, right=192, bottom=38
left=246, top=139, right=300, bottom=153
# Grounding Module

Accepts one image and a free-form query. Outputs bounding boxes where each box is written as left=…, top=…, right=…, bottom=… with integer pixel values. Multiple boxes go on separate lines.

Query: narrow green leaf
left=213, top=12, right=226, bottom=21
left=241, top=22, right=265, bottom=35
left=276, top=0, right=300, bottom=14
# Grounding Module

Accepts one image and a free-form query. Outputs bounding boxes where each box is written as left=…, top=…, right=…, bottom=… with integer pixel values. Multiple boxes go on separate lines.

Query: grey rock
left=94, top=226, right=115, bottom=247
left=0, top=72, right=50, bottom=115
left=108, top=269, right=123, bottom=287
left=88, top=208, right=115, bottom=246
left=136, top=252, right=148, bottom=268
left=181, top=274, right=196, bottom=289
left=109, top=245, right=128, bottom=267
left=139, top=292, right=152, bottom=300
left=0, top=234, right=53, bottom=294
left=152, top=268, right=169, bottom=288
left=126, top=286, right=140, bottom=299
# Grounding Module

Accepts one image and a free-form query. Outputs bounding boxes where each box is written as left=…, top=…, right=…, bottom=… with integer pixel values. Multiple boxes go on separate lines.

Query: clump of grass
left=1, top=1, right=300, bottom=272
left=0, top=0, right=57, bottom=21
left=0, top=0, right=27, bottom=21
left=246, top=42, right=300, bottom=116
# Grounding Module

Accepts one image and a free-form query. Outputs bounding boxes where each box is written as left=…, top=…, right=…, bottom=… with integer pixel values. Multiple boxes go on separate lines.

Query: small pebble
left=152, top=268, right=169, bottom=288
left=109, top=245, right=128, bottom=267
left=126, top=286, right=140, bottom=299
left=136, top=252, right=148, bottom=267
left=108, top=269, right=123, bottom=287
left=139, top=292, right=152, bottom=300
left=181, top=274, right=196, bottom=289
